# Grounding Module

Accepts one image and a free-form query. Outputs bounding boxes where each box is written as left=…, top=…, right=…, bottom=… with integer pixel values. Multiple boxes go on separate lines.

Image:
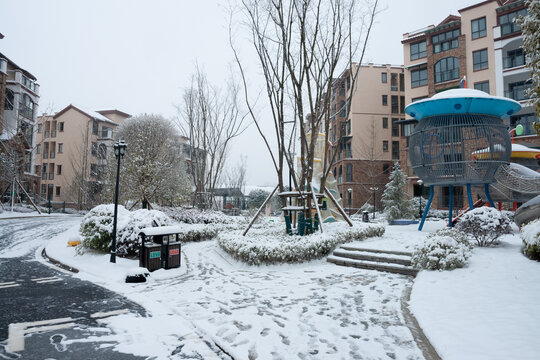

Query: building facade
left=0, top=38, right=41, bottom=198
left=328, top=63, right=407, bottom=213
left=401, top=0, right=536, bottom=209
left=35, top=105, right=130, bottom=207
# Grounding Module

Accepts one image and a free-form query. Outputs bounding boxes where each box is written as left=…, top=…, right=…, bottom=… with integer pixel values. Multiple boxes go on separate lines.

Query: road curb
left=41, top=248, right=79, bottom=273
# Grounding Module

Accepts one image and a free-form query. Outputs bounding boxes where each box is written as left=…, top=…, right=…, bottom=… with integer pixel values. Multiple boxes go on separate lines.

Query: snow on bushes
left=412, top=228, right=473, bottom=271
left=455, top=207, right=513, bottom=246
left=160, top=207, right=245, bottom=224
left=520, top=218, right=540, bottom=261
left=79, top=205, right=172, bottom=257
left=217, top=223, right=385, bottom=265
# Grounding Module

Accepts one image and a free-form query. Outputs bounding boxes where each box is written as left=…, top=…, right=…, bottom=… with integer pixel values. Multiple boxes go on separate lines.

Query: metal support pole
left=110, top=154, right=122, bottom=263
left=448, top=185, right=454, bottom=228
left=466, top=183, right=474, bottom=210
left=484, top=184, right=495, bottom=208
left=419, top=185, right=434, bottom=231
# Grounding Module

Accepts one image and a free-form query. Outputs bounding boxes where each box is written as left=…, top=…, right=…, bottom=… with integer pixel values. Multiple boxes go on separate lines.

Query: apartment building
left=0, top=38, right=41, bottom=197
left=35, top=105, right=130, bottom=207
left=328, top=63, right=407, bottom=212
left=401, top=0, right=535, bottom=209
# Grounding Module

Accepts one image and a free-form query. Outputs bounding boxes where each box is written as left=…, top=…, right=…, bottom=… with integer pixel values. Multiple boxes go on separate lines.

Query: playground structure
left=405, top=88, right=521, bottom=230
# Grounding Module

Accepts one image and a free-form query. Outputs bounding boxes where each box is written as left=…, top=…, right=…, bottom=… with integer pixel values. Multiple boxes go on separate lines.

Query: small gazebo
left=405, top=89, right=521, bottom=230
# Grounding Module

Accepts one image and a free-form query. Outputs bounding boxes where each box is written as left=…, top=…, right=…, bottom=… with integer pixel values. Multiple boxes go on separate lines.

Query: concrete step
left=327, top=255, right=419, bottom=277
left=339, top=245, right=412, bottom=257
left=332, top=249, right=412, bottom=266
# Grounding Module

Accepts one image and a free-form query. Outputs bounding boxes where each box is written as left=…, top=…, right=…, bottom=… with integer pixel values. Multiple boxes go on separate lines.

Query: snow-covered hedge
left=455, top=207, right=513, bottom=246
left=160, top=207, right=245, bottom=224
left=217, top=223, right=385, bottom=265
left=176, top=225, right=219, bottom=243
left=520, top=218, right=540, bottom=261
left=412, top=228, right=473, bottom=271
left=79, top=205, right=173, bottom=257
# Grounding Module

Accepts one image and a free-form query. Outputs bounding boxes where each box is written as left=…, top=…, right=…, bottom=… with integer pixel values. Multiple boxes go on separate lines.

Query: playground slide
left=515, top=194, right=540, bottom=227
left=494, top=163, right=540, bottom=195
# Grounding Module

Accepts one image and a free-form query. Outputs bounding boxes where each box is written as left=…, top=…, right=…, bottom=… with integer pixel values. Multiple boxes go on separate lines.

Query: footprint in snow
left=50, top=333, right=67, bottom=352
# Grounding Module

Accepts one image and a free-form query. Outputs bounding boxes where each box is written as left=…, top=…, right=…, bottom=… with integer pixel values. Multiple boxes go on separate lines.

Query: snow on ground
left=43, top=217, right=540, bottom=360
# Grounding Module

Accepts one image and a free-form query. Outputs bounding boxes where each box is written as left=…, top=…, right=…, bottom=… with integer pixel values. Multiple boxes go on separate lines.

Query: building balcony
left=505, top=85, right=531, bottom=101
left=503, top=55, right=525, bottom=69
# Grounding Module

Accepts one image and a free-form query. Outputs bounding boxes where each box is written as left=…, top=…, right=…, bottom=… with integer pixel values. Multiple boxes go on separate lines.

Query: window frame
left=411, top=68, right=428, bottom=88
left=473, top=48, right=488, bottom=71
left=381, top=72, right=387, bottom=83
left=471, top=17, right=487, bottom=40
left=410, top=40, right=427, bottom=60
left=434, top=57, right=460, bottom=83
left=474, top=81, right=490, bottom=94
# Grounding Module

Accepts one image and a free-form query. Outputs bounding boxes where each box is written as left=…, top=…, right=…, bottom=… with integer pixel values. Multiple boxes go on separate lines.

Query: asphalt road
left=0, top=216, right=146, bottom=360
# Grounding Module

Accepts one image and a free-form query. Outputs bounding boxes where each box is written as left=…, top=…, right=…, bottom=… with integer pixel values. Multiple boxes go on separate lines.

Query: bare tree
left=177, top=68, right=248, bottom=209
left=68, top=119, right=93, bottom=209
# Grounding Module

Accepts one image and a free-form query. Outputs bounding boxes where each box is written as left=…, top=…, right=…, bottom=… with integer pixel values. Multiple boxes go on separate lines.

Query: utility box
left=139, top=226, right=183, bottom=271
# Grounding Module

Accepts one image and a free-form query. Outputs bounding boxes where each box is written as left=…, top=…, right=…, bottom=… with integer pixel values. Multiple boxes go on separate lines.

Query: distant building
left=0, top=38, right=41, bottom=198
left=401, top=0, right=536, bottom=209
left=35, top=105, right=130, bottom=207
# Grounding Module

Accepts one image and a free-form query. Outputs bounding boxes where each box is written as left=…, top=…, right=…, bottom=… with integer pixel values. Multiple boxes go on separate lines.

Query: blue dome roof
left=405, top=89, right=522, bottom=120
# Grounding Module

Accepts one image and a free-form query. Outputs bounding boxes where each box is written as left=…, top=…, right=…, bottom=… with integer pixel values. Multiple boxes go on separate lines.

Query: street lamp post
left=110, top=139, right=127, bottom=264
left=347, top=188, right=352, bottom=216
left=418, top=179, right=423, bottom=218
left=369, top=187, right=378, bottom=219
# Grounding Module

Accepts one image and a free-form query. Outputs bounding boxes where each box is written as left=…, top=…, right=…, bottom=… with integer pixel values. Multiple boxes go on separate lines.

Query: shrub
left=79, top=204, right=131, bottom=252
left=177, top=226, right=219, bottom=243
left=217, top=223, right=385, bottom=265
left=160, top=207, right=243, bottom=224
left=412, top=228, right=473, bottom=270
left=520, top=218, right=540, bottom=261
left=455, top=207, right=512, bottom=246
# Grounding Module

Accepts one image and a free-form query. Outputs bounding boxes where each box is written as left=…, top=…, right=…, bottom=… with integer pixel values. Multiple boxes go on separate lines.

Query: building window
left=410, top=41, right=427, bottom=60
left=90, top=164, right=98, bottom=178
left=91, top=142, right=97, bottom=156
left=432, top=28, right=460, bottom=54
left=381, top=72, right=387, bottom=83
left=383, top=163, right=390, bottom=174
left=20, top=94, right=34, bottom=119
left=411, top=68, right=428, bottom=88
left=474, top=81, right=490, bottom=94
left=504, top=48, right=525, bottom=69
left=434, top=57, right=459, bottom=83
left=92, top=120, right=99, bottom=135
left=36, top=144, right=41, bottom=154
left=338, top=165, right=342, bottom=184
left=339, top=101, right=346, bottom=118
left=58, top=143, right=63, bottom=153
left=392, top=141, right=400, bottom=160
left=499, top=8, right=527, bottom=36
left=38, top=123, right=42, bottom=133
left=382, top=117, right=388, bottom=129
left=4, top=89, right=14, bottom=110
left=59, top=122, right=64, bottom=132
left=345, top=164, right=353, bottom=182
left=345, top=142, right=352, bottom=158
left=412, top=96, right=428, bottom=103
left=391, top=96, right=399, bottom=114
left=57, top=164, right=62, bottom=175
left=392, top=118, right=400, bottom=137
left=56, top=186, right=61, bottom=196
left=400, top=96, right=405, bottom=114
left=506, top=81, right=531, bottom=101
left=102, top=126, right=113, bottom=139
left=471, top=17, right=487, bottom=39
left=473, top=49, right=488, bottom=71
left=98, top=143, right=107, bottom=159
left=41, top=184, right=47, bottom=195
left=383, top=140, right=389, bottom=152
left=399, top=73, right=405, bottom=91
left=391, top=73, right=398, bottom=91
left=382, top=95, right=388, bottom=106
left=42, top=164, right=47, bottom=180
left=510, top=113, right=536, bottom=136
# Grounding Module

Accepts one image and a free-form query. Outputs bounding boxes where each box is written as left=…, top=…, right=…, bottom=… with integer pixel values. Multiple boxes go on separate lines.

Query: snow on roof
left=139, top=225, right=194, bottom=236
left=244, top=185, right=278, bottom=195
left=72, top=104, right=119, bottom=124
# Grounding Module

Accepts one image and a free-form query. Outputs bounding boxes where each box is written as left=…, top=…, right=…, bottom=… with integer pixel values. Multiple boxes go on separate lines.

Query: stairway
left=327, top=245, right=419, bottom=277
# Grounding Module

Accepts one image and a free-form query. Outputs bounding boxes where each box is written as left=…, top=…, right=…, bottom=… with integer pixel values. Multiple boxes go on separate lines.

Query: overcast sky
left=1, top=0, right=481, bottom=187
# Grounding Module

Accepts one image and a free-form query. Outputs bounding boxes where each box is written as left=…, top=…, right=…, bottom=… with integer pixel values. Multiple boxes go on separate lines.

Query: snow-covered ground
left=42, top=217, right=540, bottom=360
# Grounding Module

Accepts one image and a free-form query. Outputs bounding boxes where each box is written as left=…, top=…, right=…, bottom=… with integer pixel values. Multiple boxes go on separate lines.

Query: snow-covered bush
left=520, top=218, right=540, bottom=261
left=177, top=226, right=219, bottom=243
left=79, top=204, right=131, bottom=252
left=116, top=209, right=173, bottom=257
left=160, top=207, right=243, bottom=224
left=455, top=207, right=513, bottom=246
left=217, top=223, right=385, bottom=265
left=412, top=228, right=473, bottom=270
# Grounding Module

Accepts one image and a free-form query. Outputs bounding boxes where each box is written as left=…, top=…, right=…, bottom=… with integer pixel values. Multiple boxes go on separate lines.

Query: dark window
left=392, top=141, right=400, bottom=160
left=432, top=29, right=460, bottom=54
left=338, top=165, right=342, bottom=184
left=400, top=96, right=405, bottom=114
left=474, top=81, right=490, bottom=94
left=92, top=120, right=99, bottom=135
left=38, top=123, right=42, bottom=133
left=345, top=142, right=352, bottom=158
left=19, top=94, right=34, bottom=119
left=41, top=184, right=47, bottom=195
left=4, top=88, right=14, bottom=110
left=434, top=57, right=459, bottom=83
left=410, top=41, right=427, bottom=60
left=382, top=95, right=388, bottom=106
left=90, top=164, right=98, bottom=177
left=57, top=164, right=62, bottom=175
left=346, top=164, right=353, bottom=182
left=510, top=113, right=536, bottom=136
left=98, top=143, right=107, bottom=159
left=383, top=164, right=390, bottom=174
left=499, top=8, right=527, bottom=36
left=440, top=186, right=463, bottom=209
left=391, top=96, right=399, bottom=114
left=58, top=143, right=63, bottom=153
left=504, top=48, right=525, bottom=69
left=47, top=184, right=53, bottom=201
left=339, top=101, right=346, bottom=118
left=383, top=140, right=389, bottom=152
left=473, top=49, right=488, bottom=71
left=506, top=81, right=531, bottom=101
left=59, top=122, right=64, bottom=132
left=37, top=144, right=41, bottom=154
left=101, top=126, right=112, bottom=138
left=392, top=118, right=400, bottom=137
left=471, top=17, right=487, bottom=39
left=411, top=68, right=428, bottom=88
left=91, top=142, right=97, bottom=156
left=382, top=117, right=388, bottom=129
left=56, top=186, right=61, bottom=196
left=399, top=73, right=405, bottom=91
left=391, top=73, right=398, bottom=91
left=346, top=76, right=351, bottom=89
left=381, top=72, right=387, bottom=83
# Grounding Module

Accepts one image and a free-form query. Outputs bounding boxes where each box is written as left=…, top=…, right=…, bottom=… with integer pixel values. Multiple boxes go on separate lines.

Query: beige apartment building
left=35, top=105, right=130, bottom=207
left=328, top=63, right=407, bottom=212
left=401, top=0, right=535, bottom=209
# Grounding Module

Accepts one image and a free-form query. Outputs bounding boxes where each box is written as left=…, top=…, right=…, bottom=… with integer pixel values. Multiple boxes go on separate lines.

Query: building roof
left=214, top=188, right=245, bottom=197
left=53, top=104, right=122, bottom=125
left=96, top=109, right=132, bottom=118
left=0, top=51, right=38, bottom=81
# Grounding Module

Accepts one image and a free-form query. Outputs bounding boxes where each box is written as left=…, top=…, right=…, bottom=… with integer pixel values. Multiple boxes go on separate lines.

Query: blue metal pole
left=419, top=185, right=434, bottom=231
left=484, top=183, right=495, bottom=208
left=448, top=185, right=454, bottom=228
left=466, top=183, right=474, bottom=210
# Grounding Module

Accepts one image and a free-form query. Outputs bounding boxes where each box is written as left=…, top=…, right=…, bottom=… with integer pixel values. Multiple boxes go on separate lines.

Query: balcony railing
left=505, top=85, right=531, bottom=101
left=19, top=105, right=34, bottom=120
left=504, top=55, right=525, bottom=69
